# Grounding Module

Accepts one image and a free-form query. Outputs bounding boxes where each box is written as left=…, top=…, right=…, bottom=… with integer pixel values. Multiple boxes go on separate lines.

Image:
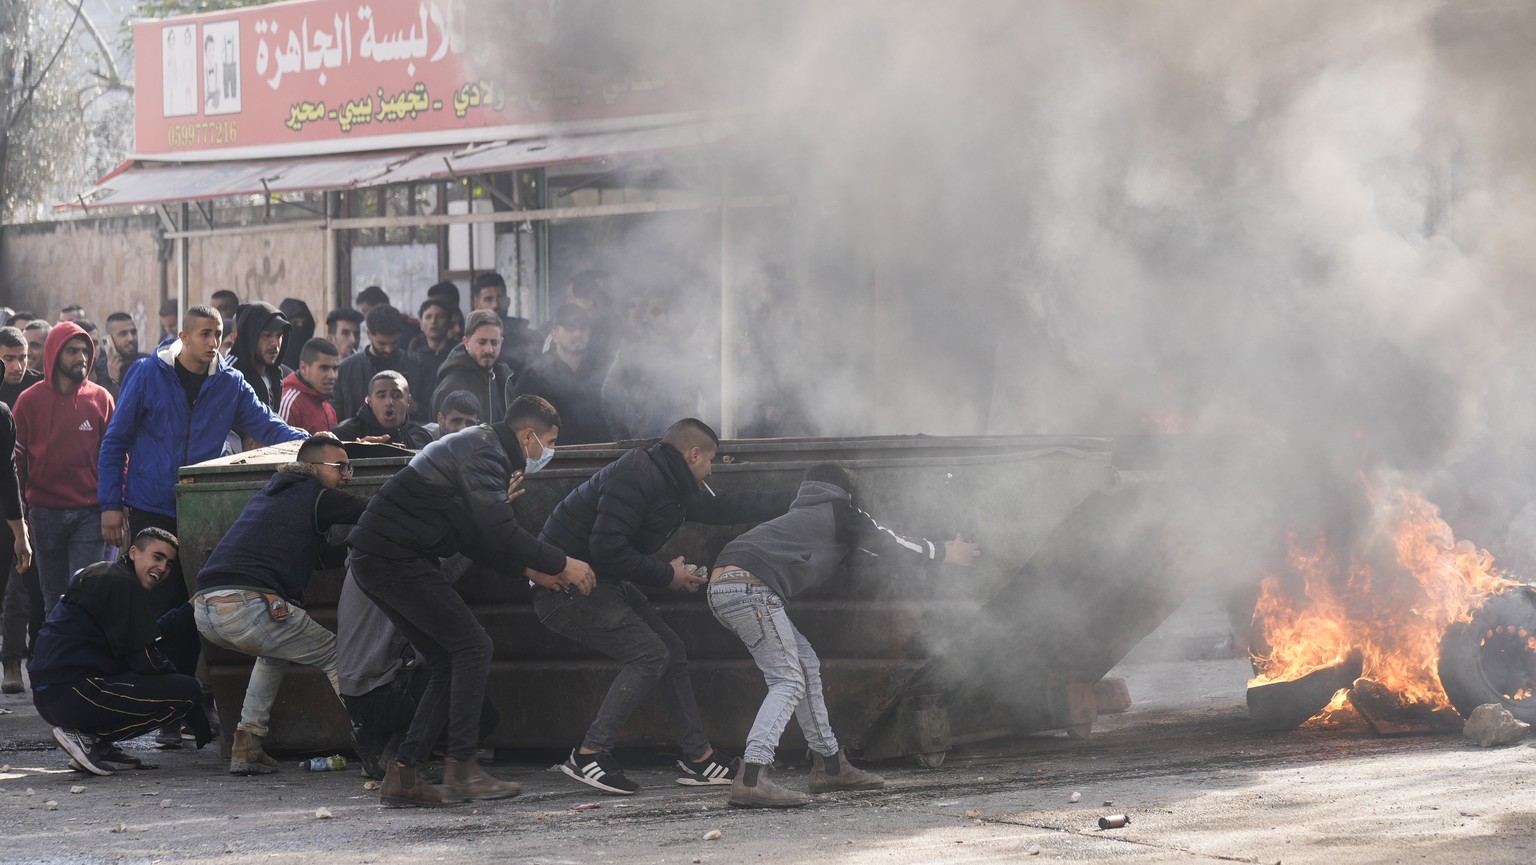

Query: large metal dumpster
left=176, top=434, right=1206, bottom=763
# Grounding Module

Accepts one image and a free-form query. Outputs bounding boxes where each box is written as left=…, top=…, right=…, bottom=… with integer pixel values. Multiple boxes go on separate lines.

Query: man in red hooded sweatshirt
left=14, top=321, right=115, bottom=615
left=278, top=338, right=340, bottom=435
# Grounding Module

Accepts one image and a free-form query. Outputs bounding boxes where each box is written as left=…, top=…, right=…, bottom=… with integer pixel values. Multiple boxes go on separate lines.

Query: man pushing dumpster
left=346, top=395, right=596, bottom=807
left=708, top=463, right=980, bottom=807
left=532, top=418, right=795, bottom=795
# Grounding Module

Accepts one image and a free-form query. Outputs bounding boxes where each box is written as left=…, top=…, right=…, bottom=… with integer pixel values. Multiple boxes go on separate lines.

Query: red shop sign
left=133, top=0, right=698, bottom=161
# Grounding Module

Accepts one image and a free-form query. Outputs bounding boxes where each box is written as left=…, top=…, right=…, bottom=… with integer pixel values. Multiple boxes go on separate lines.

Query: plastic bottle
left=301, top=755, right=348, bottom=772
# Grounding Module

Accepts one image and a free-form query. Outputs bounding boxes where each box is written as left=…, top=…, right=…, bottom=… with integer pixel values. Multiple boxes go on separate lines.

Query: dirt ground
left=3, top=596, right=1534, bottom=865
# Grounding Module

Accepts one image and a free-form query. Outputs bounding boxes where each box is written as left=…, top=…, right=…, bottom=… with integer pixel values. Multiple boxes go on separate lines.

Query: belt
left=194, top=589, right=268, bottom=603
left=712, top=569, right=765, bottom=587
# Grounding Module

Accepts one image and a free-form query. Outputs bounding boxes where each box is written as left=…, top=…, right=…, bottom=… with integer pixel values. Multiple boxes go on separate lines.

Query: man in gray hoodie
left=707, top=463, right=981, bottom=808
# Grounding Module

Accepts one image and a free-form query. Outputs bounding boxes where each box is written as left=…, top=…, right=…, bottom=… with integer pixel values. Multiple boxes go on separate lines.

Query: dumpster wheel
left=915, top=750, right=947, bottom=768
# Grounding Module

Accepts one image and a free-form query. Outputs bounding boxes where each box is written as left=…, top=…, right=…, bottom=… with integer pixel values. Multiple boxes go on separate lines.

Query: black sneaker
left=153, top=722, right=184, bottom=750
left=351, top=724, right=387, bottom=781
left=53, top=727, right=113, bottom=777
left=676, top=748, right=737, bottom=786
left=96, top=742, right=157, bottom=770
left=560, top=749, right=639, bottom=795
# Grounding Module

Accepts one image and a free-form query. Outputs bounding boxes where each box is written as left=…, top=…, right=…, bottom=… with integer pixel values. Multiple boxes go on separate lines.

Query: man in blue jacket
left=96, top=305, right=304, bottom=744
left=98, top=305, right=306, bottom=604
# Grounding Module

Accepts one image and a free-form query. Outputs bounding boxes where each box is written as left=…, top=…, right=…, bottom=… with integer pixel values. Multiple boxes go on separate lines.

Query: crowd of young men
left=0, top=281, right=963, bottom=810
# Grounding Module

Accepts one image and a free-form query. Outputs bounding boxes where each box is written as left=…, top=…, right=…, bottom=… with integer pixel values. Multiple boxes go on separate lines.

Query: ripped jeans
left=707, top=577, right=839, bottom=766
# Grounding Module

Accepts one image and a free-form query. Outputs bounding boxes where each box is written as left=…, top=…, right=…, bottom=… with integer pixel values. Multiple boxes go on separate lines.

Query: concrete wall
left=0, top=215, right=164, bottom=331
left=2, top=215, right=329, bottom=340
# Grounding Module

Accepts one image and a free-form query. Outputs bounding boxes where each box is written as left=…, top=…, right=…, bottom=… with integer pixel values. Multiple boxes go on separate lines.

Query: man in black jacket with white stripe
left=347, top=395, right=595, bottom=807
left=534, top=418, right=793, bottom=795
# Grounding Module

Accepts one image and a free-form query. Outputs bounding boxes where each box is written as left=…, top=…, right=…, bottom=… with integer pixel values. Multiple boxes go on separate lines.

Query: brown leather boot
left=382, top=760, right=455, bottom=808
left=809, top=749, right=885, bottom=793
left=228, top=730, right=280, bottom=776
left=1, top=659, right=21, bottom=694
left=728, top=759, right=810, bottom=808
left=443, top=756, right=522, bottom=802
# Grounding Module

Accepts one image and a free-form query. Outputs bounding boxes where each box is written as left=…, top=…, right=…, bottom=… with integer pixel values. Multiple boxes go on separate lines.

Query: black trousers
left=34, top=671, right=201, bottom=743
left=1, top=519, right=43, bottom=662
left=343, top=664, right=500, bottom=751
left=348, top=550, right=494, bottom=766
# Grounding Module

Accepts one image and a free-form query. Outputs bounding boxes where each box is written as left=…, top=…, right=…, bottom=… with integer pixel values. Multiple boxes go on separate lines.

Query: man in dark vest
left=192, top=433, right=366, bottom=776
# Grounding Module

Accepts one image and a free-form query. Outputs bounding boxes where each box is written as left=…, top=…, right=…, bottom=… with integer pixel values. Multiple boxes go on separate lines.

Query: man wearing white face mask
left=346, top=394, right=595, bottom=808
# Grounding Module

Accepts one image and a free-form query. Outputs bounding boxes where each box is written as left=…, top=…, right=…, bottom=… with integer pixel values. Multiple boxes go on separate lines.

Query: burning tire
left=1437, top=586, right=1536, bottom=724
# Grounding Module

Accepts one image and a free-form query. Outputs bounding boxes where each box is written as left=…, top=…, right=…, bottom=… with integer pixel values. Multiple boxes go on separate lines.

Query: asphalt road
left=3, top=600, right=1534, bottom=865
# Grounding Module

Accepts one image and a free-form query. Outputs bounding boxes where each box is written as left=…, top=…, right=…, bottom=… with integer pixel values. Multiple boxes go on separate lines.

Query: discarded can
left=1098, top=815, right=1131, bottom=830
left=302, top=755, right=348, bottom=772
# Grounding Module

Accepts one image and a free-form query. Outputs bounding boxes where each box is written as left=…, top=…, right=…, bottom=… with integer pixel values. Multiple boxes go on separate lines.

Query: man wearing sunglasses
left=191, top=433, right=368, bottom=776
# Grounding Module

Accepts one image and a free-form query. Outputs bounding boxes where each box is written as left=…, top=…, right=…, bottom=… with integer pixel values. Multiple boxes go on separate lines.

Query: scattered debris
left=703, top=829, right=722, bottom=841
left=110, top=823, right=127, bottom=833
left=1, top=764, right=9, bottom=771
left=572, top=803, right=601, bottom=811
left=1103, top=801, right=1114, bottom=807
left=1464, top=703, right=1532, bottom=746
left=160, top=799, right=172, bottom=808
left=25, top=788, right=34, bottom=796
left=1068, top=792, right=1081, bottom=803
left=535, top=811, right=548, bottom=821
left=362, top=780, right=380, bottom=791
left=224, top=842, right=234, bottom=854
left=963, top=809, right=980, bottom=818
left=1247, top=654, right=1362, bottom=732
left=1349, top=678, right=1462, bottom=736
left=70, top=786, right=86, bottom=795
left=314, top=807, right=333, bottom=820
left=1098, top=814, right=1130, bottom=829
left=44, top=800, right=58, bottom=811
left=1027, top=845, right=1042, bottom=856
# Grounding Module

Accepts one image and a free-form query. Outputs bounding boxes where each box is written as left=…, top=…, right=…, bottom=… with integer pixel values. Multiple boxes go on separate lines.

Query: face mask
left=524, top=436, right=555, bottom=474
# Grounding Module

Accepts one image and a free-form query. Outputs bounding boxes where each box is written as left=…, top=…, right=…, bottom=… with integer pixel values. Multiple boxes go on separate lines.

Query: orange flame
left=1249, top=487, right=1518, bottom=716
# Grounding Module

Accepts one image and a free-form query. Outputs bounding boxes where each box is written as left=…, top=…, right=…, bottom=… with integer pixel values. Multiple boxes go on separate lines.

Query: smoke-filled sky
left=484, top=1, right=1536, bottom=574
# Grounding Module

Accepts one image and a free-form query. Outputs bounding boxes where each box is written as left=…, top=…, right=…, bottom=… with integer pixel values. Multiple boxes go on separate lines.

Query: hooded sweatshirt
left=278, top=369, right=337, bottom=434
left=230, top=301, right=292, bottom=411
left=13, top=321, right=115, bottom=509
left=714, top=480, right=946, bottom=599
left=430, top=342, right=511, bottom=422
left=277, top=298, right=316, bottom=370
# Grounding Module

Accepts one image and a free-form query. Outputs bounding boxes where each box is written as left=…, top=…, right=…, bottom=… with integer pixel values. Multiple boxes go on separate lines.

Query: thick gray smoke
left=481, top=1, right=1536, bottom=582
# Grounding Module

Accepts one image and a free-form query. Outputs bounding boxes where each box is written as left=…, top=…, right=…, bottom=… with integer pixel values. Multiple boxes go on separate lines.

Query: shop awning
left=67, top=118, right=736, bottom=210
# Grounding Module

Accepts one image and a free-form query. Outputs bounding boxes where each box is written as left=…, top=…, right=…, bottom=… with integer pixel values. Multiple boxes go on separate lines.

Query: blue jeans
left=707, top=577, right=839, bottom=766
left=194, top=592, right=340, bottom=738
left=29, top=506, right=105, bottom=615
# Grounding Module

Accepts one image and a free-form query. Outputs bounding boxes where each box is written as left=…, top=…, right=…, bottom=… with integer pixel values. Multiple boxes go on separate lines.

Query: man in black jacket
left=230, top=301, right=292, bottom=412
left=332, top=371, right=433, bottom=448
left=534, top=418, right=793, bottom=795
left=29, top=527, right=208, bottom=777
left=430, top=310, right=512, bottom=423
left=333, top=305, right=434, bottom=423
left=347, top=394, right=595, bottom=807
left=193, top=433, right=367, bottom=776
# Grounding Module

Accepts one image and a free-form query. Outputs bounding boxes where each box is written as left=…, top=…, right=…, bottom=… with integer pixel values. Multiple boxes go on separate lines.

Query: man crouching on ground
left=29, top=528, right=210, bottom=776
left=193, top=433, right=367, bottom=776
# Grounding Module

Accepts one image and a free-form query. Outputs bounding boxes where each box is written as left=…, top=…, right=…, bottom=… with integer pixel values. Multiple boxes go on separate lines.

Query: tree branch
left=58, top=0, right=128, bottom=90
left=8, top=4, right=83, bottom=128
